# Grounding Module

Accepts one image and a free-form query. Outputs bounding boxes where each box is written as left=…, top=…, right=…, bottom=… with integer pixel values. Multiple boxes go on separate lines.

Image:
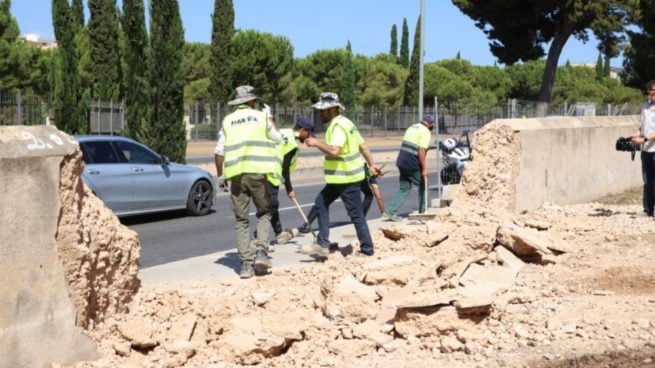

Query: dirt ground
left=60, top=123, right=655, bottom=368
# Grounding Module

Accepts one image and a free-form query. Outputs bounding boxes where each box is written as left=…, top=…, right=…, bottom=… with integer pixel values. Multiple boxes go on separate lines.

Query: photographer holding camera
left=630, top=80, right=655, bottom=217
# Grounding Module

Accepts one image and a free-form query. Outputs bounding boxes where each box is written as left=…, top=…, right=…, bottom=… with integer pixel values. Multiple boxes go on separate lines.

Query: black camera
left=615, top=137, right=640, bottom=160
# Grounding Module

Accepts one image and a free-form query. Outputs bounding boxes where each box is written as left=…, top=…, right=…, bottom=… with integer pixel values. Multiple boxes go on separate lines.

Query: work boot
left=254, top=250, right=272, bottom=270
left=298, top=223, right=311, bottom=234
left=300, top=243, right=329, bottom=257
left=240, top=262, right=254, bottom=279
left=276, top=229, right=294, bottom=245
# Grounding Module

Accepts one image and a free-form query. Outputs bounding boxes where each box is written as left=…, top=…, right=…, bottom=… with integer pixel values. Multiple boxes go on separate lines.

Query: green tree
left=603, top=52, right=611, bottom=77
left=121, top=0, right=149, bottom=140
left=210, top=0, right=234, bottom=103
left=296, top=49, right=349, bottom=95
left=399, top=17, right=409, bottom=67
left=341, top=41, right=356, bottom=113
left=453, top=0, right=637, bottom=116
left=505, top=60, right=546, bottom=100
left=182, top=42, right=211, bottom=84
left=403, top=16, right=421, bottom=106
left=471, top=64, right=512, bottom=102
left=52, top=0, right=85, bottom=133
left=0, top=0, right=19, bottom=88
left=88, top=0, right=121, bottom=99
left=148, top=0, right=186, bottom=163
left=622, top=0, right=655, bottom=89
left=595, top=52, right=604, bottom=80
left=230, top=30, right=293, bottom=103
left=71, top=0, right=84, bottom=30
left=358, top=56, right=407, bottom=107
left=389, top=23, right=398, bottom=59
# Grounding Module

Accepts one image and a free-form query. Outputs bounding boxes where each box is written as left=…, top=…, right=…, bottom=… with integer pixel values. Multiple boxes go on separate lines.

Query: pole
left=435, top=96, right=442, bottom=205
left=418, top=0, right=426, bottom=120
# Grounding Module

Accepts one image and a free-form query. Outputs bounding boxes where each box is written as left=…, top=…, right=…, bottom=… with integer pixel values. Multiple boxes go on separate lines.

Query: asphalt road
left=123, top=170, right=439, bottom=269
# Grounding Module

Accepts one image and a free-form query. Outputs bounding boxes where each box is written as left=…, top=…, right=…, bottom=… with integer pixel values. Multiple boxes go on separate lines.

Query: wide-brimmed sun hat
left=311, top=92, right=346, bottom=110
left=227, top=85, right=258, bottom=105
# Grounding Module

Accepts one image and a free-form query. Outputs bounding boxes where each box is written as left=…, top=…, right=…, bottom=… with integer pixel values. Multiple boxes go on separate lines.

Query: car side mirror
left=161, top=155, right=170, bottom=165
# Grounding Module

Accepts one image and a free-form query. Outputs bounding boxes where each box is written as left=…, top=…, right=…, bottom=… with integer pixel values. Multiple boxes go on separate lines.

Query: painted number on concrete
left=21, top=131, right=76, bottom=150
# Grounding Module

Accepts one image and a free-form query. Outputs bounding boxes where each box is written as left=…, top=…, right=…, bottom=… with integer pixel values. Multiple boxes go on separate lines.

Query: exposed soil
left=55, top=123, right=655, bottom=368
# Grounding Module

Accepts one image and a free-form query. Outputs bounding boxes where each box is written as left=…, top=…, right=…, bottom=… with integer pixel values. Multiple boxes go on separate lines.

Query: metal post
left=109, top=99, right=114, bottom=135
left=194, top=102, right=199, bottom=140
left=15, top=90, right=22, bottom=125
left=96, top=99, right=101, bottom=134
left=435, top=96, right=442, bottom=206
left=418, top=0, right=425, bottom=120
left=384, top=106, right=388, bottom=137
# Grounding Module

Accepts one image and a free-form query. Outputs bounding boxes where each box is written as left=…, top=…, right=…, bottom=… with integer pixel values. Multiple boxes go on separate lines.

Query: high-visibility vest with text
left=222, top=106, right=277, bottom=179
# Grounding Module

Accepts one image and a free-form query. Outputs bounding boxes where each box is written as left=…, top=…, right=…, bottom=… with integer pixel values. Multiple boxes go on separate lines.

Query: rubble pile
left=55, top=149, right=140, bottom=328
left=64, top=123, right=655, bottom=367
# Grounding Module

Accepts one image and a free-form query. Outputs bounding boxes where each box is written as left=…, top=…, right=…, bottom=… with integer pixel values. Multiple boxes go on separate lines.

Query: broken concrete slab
left=496, top=223, right=553, bottom=255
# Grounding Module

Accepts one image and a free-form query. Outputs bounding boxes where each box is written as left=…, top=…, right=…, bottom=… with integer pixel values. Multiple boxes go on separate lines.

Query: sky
left=10, top=0, right=622, bottom=67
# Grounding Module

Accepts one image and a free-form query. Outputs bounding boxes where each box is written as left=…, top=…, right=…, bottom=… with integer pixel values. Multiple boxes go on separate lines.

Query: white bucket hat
left=312, top=92, right=346, bottom=110
left=227, top=85, right=258, bottom=105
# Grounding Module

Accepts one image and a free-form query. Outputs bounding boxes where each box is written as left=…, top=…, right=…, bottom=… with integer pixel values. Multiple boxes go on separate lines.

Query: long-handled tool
left=291, top=197, right=317, bottom=240
left=423, top=176, right=429, bottom=213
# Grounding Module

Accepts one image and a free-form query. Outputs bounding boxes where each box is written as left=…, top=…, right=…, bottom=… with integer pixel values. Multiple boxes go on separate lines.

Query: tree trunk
left=536, top=22, right=574, bottom=117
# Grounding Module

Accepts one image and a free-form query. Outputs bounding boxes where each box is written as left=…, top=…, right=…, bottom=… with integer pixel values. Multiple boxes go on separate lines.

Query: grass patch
left=595, top=186, right=642, bottom=205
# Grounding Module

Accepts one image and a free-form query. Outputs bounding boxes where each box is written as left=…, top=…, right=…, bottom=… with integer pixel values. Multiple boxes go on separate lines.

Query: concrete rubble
left=7, top=122, right=655, bottom=367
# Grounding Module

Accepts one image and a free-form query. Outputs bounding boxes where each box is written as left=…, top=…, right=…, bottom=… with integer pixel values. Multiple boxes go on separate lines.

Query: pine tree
left=210, top=0, right=234, bottom=104
left=403, top=16, right=421, bottom=106
left=341, top=41, right=356, bottom=118
left=389, top=23, right=397, bottom=59
left=148, top=0, right=186, bottom=163
left=121, top=0, right=149, bottom=141
left=88, top=0, right=121, bottom=99
left=595, top=52, right=604, bottom=80
left=71, top=0, right=84, bottom=30
left=399, top=18, right=409, bottom=68
left=52, top=0, right=85, bottom=133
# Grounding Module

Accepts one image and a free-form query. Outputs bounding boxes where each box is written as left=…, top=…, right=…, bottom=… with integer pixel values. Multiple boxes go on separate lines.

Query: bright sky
left=11, top=0, right=621, bottom=67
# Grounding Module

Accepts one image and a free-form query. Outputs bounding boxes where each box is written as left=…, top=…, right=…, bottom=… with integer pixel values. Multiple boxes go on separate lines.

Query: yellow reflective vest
left=268, top=128, right=299, bottom=186
left=222, top=106, right=278, bottom=179
left=324, top=115, right=365, bottom=184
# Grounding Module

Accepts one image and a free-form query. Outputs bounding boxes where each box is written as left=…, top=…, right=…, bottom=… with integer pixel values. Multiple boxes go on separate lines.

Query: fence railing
left=1, top=90, right=644, bottom=140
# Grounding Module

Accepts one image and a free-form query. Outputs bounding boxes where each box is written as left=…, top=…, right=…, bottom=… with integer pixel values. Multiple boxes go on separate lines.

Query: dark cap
left=294, top=117, right=315, bottom=136
left=422, top=114, right=436, bottom=125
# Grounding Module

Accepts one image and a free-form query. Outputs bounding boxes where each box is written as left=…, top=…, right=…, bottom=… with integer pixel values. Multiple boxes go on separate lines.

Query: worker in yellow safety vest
left=214, top=85, right=282, bottom=278
left=301, top=92, right=382, bottom=257
left=382, top=114, right=435, bottom=222
left=264, top=117, right=315, bottom=248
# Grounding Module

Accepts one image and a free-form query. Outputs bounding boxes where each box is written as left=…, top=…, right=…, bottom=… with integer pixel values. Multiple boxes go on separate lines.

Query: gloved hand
left=218, top=176, right=229, bottom=192
left=262, top=103, right=271, bottom=116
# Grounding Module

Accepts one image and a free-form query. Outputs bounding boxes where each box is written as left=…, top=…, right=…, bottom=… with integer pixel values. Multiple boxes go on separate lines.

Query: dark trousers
left=266, top=182, right=283, bottom=235
left=314, top=181, right=374, bottom=255
left=305, top=179, right=373, bottom=224
left=642, top=151, right=655, bottom=215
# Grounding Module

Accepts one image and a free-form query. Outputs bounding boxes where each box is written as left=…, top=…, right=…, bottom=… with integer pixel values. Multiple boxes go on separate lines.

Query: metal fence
left=0, top=90, right=50, bottom=126
left=1, top=89, right=644, bottom=140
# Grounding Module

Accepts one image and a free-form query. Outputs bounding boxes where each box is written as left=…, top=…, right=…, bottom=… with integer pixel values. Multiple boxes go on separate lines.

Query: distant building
left=570, top=62, right=622, bottom=80
left=17, top=33, right=58, bottom=49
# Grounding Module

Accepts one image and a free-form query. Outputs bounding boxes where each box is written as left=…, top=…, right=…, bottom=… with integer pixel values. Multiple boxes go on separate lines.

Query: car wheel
left=187, top=180, right=212, bottom=216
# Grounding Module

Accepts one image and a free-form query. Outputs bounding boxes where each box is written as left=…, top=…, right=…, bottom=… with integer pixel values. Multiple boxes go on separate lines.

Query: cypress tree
left=121, top=0, right=149, bottom=141
left=399, top=17, right=409, bottom=68
left=71, top=0, right=84, bottom=30
left=0, top=0, right=19, bottom=89
left=389, top=24, right=397, bottom=59
left=595, top=52, right=604, bottom=80
left=52, top=0, right=85, bottom=133
left=88, top=0, right=121, bottom=99
left=210, top=0, right=234, bottom=104
left=341, top=41, right=356, bottom=118
left=403, top=16, right=421, bottom=106
left=148, top=0, right=186, bottom=163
